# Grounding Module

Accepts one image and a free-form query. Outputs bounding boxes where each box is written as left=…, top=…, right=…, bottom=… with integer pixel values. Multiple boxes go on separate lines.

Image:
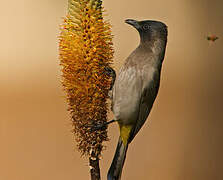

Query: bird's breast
left=112, top=63, right=159, bottom=126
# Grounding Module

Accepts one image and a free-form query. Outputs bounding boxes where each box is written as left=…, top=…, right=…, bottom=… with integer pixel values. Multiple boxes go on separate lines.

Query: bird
left=107, top=19, right=168, bottom=180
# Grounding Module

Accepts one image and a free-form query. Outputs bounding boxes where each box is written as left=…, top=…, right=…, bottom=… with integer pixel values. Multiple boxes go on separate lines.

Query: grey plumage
left=108, top=19, right=168, bottom=180
left=108, top=137, right=128, bottom=180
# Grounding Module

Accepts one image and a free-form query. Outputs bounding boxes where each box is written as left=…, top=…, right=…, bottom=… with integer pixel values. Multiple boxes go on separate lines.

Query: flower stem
left=89, top=151, right=101, bottom=180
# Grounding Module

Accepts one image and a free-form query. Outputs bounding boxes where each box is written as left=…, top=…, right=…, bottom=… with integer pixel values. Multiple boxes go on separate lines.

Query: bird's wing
left=128, top=69, right=160, bottom=143
left=112, top=64, right=143, bottom=124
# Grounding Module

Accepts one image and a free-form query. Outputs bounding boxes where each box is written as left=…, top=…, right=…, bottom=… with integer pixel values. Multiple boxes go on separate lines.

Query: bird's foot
left=104, top=66, right=116, bottom=90
left=91, top=123, right=107, bottom=131
left=90, top=120, right=116, bottom=131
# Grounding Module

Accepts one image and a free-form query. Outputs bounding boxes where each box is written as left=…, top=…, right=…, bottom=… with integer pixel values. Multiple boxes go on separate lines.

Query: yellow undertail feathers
left=119, top=125, right=133, bottom=146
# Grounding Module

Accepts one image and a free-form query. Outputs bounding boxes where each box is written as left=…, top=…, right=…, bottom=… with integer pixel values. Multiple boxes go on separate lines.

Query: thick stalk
left=89, top=151, right=101, bottom=180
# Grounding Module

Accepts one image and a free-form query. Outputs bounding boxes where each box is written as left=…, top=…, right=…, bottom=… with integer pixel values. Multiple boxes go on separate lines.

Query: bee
left=207, top=35, right=219, bottom=42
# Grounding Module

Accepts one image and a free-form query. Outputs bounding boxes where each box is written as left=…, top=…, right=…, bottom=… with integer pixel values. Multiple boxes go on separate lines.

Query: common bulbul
left=107, top=19, right=168, bottom=180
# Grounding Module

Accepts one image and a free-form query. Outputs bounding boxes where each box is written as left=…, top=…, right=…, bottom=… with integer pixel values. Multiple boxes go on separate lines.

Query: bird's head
left=125, top=19, right=168, bottom=44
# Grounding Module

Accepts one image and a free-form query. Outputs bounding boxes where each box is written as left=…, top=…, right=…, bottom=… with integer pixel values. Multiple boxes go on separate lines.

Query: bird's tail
left=107, top=136, right=128, bottom=180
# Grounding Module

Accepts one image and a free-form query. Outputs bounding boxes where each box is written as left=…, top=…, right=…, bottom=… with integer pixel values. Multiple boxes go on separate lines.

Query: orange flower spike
left=59, top=0, right=113, bottom=156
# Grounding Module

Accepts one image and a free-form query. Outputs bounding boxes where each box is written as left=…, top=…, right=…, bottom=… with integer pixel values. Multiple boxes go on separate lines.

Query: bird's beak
left=125, top=19, right=140, bottom=29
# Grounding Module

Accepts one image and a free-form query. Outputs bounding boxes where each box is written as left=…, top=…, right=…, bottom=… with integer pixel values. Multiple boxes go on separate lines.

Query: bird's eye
left=143, top=24, right=150, bottom=30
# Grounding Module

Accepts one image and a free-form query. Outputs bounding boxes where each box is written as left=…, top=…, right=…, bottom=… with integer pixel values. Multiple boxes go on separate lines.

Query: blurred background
left=1, top=0, right=223, bottom=179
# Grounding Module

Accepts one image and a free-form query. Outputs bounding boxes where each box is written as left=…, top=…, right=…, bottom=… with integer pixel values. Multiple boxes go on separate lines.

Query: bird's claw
left=104, top=66, right=115, bottom=76
left=104, top=66, right=116, bottom=90
left=90, top=119, right=116, bottom=131
left=90, top=123, right=107, bottom=131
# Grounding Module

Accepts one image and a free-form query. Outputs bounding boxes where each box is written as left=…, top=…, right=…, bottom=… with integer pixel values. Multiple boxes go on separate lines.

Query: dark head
left=125, top=19, right=168, bottom=44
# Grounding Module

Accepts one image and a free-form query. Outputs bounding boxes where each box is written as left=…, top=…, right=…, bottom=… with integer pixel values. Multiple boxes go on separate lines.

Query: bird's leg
left=91, top=119, right=116, bottom=131
left=104, top=66, right=116, bottom=90
left=90, top=66, right=116, bottom=132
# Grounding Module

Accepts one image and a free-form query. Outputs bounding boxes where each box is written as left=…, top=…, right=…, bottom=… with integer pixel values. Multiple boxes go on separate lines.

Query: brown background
left=1, top=0, right=223, bottom=180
